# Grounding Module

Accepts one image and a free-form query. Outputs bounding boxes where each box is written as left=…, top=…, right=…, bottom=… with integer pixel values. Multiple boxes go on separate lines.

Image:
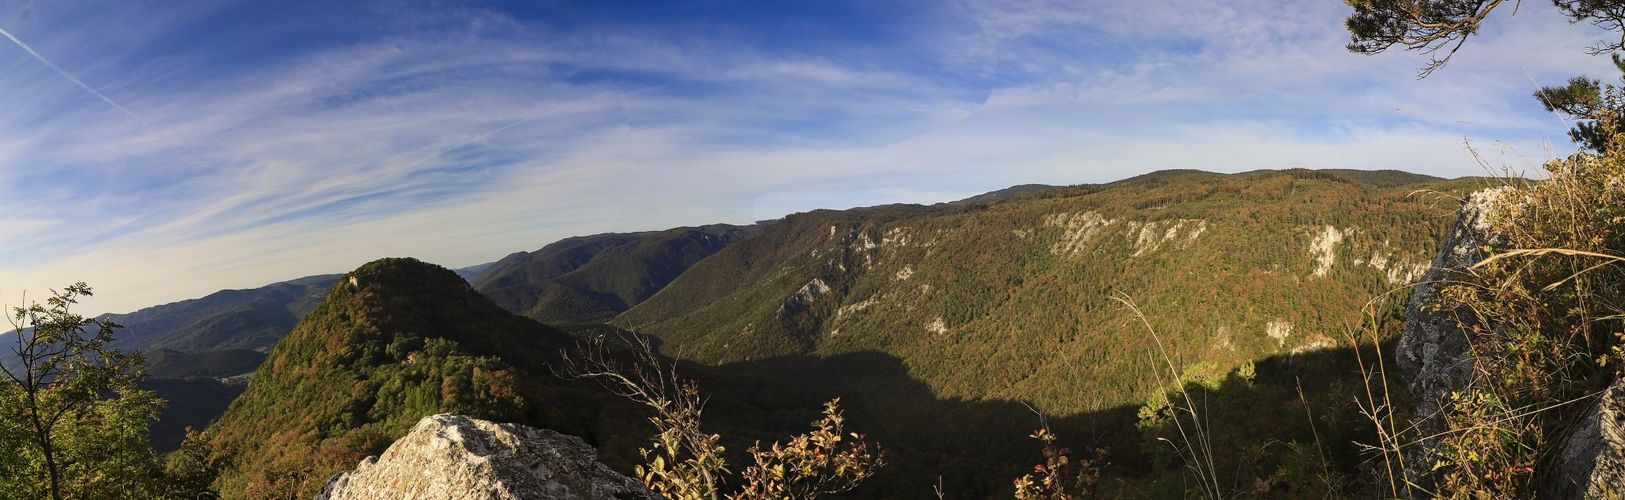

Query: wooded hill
left=616, top=169, right=1481, bottom=415
left=204, top=259, right=651, bottom=497
left=471, top=224, right=756, bottom=326
left=44, top=168, right=1501, bottom=497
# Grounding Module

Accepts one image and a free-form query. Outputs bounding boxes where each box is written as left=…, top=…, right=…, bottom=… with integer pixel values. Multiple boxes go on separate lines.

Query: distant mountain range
left=68, top=169, right=1463, bottom=378
left=102, top=274, right=339, bottom=356
left=451, top=262, right=495, bottom=281
left=615, top=168, right=1471, bottom=415
left=106, top=261, right=496, bottom=361
left=1, top=265, right=493, bottom=452
left=15, top=169, right=1500, bottom=496
left=470, top=224, right=756, bottom=326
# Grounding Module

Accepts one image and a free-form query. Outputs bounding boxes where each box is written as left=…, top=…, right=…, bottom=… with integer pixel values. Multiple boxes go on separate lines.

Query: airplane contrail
left=0, top=25, right=150, bottom=126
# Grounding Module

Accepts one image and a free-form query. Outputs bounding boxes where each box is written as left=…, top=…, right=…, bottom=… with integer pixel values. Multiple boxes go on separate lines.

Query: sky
left=0, top=0, right=1616, bottom=314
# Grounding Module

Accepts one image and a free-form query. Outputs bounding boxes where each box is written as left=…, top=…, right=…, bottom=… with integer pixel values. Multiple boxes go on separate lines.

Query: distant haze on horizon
left=0, top=0, right=1611, bottom=314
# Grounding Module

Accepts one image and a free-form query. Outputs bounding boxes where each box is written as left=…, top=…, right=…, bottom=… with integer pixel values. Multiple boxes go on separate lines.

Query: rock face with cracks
left=1395, top=188, right=1506, bottom=493
left=1398, top=187, right=1625, bottom=497
left=317, top=414, right=655, bottom=500
left=1549, top=380, right=1625, bottom=498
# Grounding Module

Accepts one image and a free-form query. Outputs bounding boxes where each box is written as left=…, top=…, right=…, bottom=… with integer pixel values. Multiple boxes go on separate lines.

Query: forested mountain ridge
left=471, top=224, right=756, bottom=325
left=204, top=258, right=647, bottom=498
left=2, top=269, right=489, bottom=374
left=0, top=226, right=748, bottom=461
left=58, top=263, right=491, bottom=366
left=0, top=275, right=346, bottom=455
left=946, top=183, right=1056, bottom=206
left=615, top=169, right=1481, bottom=416
left=99, top=273, right=336, bottom=358
left=3, top=168, right=1494, bottom=497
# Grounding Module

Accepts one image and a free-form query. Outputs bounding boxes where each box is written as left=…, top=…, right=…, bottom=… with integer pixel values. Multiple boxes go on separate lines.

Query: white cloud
left=0, top=0, right=1604, bottom=313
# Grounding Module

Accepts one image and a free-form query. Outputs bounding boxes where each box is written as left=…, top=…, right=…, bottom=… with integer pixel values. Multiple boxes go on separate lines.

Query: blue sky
left=0, top=0, right=1614, bottom=313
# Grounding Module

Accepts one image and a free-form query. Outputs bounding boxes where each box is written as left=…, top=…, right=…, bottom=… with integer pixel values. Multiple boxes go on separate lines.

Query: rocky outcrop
left=779, top=278, right=832, bottom=319
left=317, top=414, right=655, bottom=500
left=1399, top=187, right=1625, bottom=497
left=1395, top=188, right=1507, bottom=492
left=1549, top=380, right=1625, bottom=498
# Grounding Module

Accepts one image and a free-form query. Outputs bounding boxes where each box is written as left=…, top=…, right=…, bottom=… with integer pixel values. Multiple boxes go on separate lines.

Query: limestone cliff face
left=1400, top=187, right=1625, bottom=497
left=1550, top=381, right=1625, bottom=498
left=1395, top=188, right=1508, bottom=492
left=317, top=414, right=655, bottom=500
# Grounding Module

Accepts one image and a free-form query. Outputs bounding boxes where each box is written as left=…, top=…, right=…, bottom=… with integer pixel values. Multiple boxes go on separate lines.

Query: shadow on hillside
left=653, top=342, right=1399, bottom=498
left=141, top=377, right=247, bottom=451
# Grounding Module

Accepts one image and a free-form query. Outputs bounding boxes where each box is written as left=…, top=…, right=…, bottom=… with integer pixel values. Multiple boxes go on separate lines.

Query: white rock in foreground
left=318, top=414, right=655, bottom=500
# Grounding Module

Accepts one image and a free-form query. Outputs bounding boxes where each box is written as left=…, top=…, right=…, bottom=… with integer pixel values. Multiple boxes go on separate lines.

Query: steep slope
left=205, top=258, right=641, bottom=498
left=617, top=169, right=1482, bottom=416
left=598, top=169, right=1495, bottom=495
left=472, top=224, right=754, bottom=325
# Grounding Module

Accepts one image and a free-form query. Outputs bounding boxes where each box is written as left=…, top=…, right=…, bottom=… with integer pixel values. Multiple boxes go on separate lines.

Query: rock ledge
left=317, top=414, right=655, bottom=500
left=1395, top=188, right=1507, bottom=491
left=1399, top=187, right=1625, bottom=497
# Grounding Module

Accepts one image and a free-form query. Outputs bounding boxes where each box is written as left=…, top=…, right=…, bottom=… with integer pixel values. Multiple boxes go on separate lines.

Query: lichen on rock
left=1394, top=188, right=1508, bottom=492
left=317, top=414, right=654, bottom=500
left=1549, top=379, right=1625, bottom=498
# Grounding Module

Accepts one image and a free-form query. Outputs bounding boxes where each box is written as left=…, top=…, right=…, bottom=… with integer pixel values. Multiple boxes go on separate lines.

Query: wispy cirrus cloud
left=0, top=0, right=1607, bottom=313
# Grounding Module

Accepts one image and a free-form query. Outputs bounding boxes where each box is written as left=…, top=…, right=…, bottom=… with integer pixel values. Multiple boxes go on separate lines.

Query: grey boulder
left=317, top=414, right=656, bottom=500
